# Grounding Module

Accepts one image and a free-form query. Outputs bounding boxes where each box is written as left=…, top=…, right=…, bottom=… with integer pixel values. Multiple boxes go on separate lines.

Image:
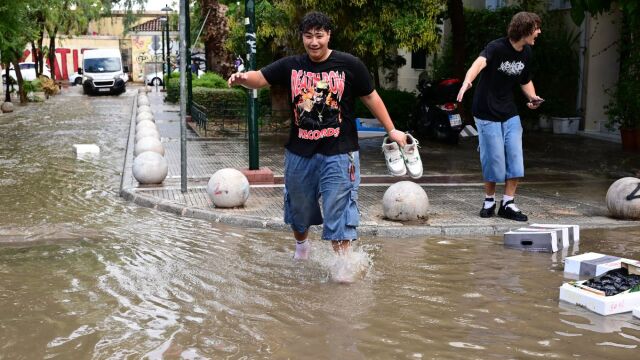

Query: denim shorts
left=475, top=116, right=524, bottom=182
left=283, top=149, right=360, bottom=240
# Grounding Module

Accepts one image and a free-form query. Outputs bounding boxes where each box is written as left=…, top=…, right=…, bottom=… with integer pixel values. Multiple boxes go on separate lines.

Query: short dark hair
left=508, top=12, right=541, bottom=41
left=299, top=11, right=333, bottom=34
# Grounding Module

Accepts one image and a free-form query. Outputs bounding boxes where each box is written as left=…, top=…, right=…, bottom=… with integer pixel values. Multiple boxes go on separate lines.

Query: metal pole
left=165, top=12, right=171, bottom=83
left=179, top=0, right=188, bottom=193
left=245, top=0, right=259, bottom=170
left=186, top=0, right=192, bottom=115
left=161, top=25, right=165, bottom=91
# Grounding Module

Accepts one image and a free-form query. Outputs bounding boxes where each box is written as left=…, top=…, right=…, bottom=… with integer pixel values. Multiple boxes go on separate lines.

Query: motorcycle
left=413, top=78, right=464, bottom=144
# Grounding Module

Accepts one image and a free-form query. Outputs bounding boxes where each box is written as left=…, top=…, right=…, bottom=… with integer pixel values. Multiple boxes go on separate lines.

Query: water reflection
left=1, top=88, right=640, bottom=358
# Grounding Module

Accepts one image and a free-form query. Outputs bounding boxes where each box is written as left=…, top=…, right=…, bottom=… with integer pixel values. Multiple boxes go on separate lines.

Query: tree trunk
left=10, top=58, right=27, bottom=104
left=448, top=0, right=466, bottom=79
left=48, top=26, right=58, bottom=80
left=202, top=0, right=234, bottom=77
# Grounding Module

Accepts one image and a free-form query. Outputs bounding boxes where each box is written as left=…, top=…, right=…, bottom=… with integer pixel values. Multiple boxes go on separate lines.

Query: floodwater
left=1, top=87, right=640, bottom=359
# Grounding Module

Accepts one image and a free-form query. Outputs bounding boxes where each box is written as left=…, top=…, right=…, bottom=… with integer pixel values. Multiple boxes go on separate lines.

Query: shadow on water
left=1, top=87, right=640, bottom=358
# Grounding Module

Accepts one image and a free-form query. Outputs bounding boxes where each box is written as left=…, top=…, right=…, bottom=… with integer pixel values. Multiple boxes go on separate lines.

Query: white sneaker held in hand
left=402, top=133, right=423, bottom=179
left=382, top=136, right=407, bottom=176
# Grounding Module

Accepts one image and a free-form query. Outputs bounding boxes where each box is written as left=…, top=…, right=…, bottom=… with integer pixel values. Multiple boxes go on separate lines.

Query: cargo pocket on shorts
left=345, top=188, right=360, bottom=227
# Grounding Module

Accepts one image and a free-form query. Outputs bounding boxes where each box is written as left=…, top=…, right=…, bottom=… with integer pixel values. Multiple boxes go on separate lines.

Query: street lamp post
left=160, top=16, right=166, bottom=91
left=162, top=5, right=172, bottom=86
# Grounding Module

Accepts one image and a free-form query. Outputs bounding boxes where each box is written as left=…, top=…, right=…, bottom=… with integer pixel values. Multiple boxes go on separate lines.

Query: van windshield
left=84, top=57, right=121, bottom=73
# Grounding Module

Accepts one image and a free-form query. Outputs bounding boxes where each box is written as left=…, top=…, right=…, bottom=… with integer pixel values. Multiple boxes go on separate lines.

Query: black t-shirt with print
left=261, top=50, right=374, bottom=157
left=472, top=37, right=532, bottom=122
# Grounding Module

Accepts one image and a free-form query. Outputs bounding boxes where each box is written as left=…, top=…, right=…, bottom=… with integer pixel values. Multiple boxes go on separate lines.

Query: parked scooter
left=413, top=78, right=464, bottom=144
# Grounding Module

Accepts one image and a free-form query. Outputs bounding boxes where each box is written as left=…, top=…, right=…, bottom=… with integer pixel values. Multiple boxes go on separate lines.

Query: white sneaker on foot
left=294, top=240, right=310, bottom=260
left=382, top=136, right=407, bottom=176
left=402, top=133, right=423, bottom=179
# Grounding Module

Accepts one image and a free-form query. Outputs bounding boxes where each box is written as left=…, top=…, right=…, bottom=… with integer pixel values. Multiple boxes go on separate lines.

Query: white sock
left=483, top=194, right=495, bottom=209
left=294, top=239, right=310, bottom=260
left=502, top=195, right=520, bottom=211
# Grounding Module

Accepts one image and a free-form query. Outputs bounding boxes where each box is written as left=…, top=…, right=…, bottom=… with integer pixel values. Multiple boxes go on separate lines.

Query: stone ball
left=206, top=168, right=250, bottom=208
left=136, top=112, right=154, bottom=123
left=136, top=120, right=157, bottom=133
left=137, top=97, right=150, bottom=106
left=135, top=127, right=161, bottom=142
left=1, top=102, right=14, bottom=113
left=138, top=105, right=152, bottom=113
left=606, top=177, right=640, bottom=220
left=132, top=151, right=168, bottom=184
left=382, top=181, right=429, bottom=221
left=134, top=137, right=164, bottom=157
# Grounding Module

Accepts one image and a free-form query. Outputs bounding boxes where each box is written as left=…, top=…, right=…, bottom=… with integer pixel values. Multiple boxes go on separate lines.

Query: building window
left=485, top=0, right=505, bottom=9
left=548, top=0, right=571, bottom=10
left=411, top=48, right=427, bottom=70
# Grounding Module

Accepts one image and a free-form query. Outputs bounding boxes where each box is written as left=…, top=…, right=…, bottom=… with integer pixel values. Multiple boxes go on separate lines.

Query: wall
left=582, top=9, right=620, bottom=136
left=131, top=33, right=179, bottom=82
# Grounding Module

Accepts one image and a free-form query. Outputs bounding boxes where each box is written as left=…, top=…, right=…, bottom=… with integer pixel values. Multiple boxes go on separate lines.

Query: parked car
left=69, top=72, right=82, bottom=86
left=2, top=62, right=52, bottom=84
left=145, top=68, right=203, bottom=86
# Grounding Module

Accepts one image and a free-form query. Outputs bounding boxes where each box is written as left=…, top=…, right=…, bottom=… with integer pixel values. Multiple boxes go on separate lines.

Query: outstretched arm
left=227, top=70, right=269, bottom=89
left=360, top=90, right=407, bottom=147
left=456, top=56, right=487, bottom=102
left=521, top=81, right=543, bottom=109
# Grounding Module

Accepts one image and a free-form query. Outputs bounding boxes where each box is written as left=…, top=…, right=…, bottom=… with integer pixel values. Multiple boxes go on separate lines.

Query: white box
left=504, top=230, right=558, bottom=252
left=515, top=227, right=564, bottom=249
left=530, top=223, right=579, bottom=244
left=559, top=281, right=640, bottom=315
left=634, top=307, right=640, bottom=319
left=563, top=252, right=639, bottom=278
left=73, top=144, right=100, bottom=158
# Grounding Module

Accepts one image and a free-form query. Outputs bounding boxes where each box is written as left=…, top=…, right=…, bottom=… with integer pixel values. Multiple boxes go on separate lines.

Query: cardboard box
left=73, top=144, right=100, bottom=159
left=530, top=223, right=579, bottom=244
left=515, top=227, right=564, bottom=249
left=559, top=280, right=640, bottom=315
left=563, top=252, right=640, bottom=278
left=634, top=307, right=640, bottom=319
left=504, top=230, right=558, bottom=252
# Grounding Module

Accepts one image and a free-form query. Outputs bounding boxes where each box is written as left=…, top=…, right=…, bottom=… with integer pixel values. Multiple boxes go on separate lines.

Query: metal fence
left=191, top=100, right=290, bottom=137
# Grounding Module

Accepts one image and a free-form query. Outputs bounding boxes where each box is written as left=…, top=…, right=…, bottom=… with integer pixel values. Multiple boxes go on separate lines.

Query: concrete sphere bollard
left=137, top=97, right=150, bottom=106
left=132, top=151, right=168, bottom=184
left=206, top=168, right=250, bottom=208
left=382, top=181, right=429, bottom=221
left=134, top=137, right=164, bottom=157
left=138, top=105, right=152, bottom=113
left=136, top=120, right=157, bottom=133
left=1, top=102, right=14, bottom=113
left=135, top=127, right=161, bottom=142
left=606, top=177, right=640, bottom=220
left=136, top=112, right=154, bottom=123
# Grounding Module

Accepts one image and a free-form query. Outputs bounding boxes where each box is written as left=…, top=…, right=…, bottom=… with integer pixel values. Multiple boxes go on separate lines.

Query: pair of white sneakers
left=382, top=132, right=423, bottom=179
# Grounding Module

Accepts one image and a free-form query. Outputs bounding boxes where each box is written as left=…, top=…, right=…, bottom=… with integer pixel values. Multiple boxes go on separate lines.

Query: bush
left=193, top=72, right=227, bottom=88
left=192, top=87, right=247, bottom=117
left=39, top=76, right=59, bottom=97
left=354, top=88, right=416, bottom=131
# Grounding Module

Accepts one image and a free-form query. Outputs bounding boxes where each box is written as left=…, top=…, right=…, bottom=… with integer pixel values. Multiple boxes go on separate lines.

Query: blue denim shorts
left=475, top=116, right=524, bottom=182
left=283, top=149, right=360, bottom=240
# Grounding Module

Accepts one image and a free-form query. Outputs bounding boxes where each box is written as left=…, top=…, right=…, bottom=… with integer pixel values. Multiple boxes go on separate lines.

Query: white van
left=79, top=49, right=128, bottom=95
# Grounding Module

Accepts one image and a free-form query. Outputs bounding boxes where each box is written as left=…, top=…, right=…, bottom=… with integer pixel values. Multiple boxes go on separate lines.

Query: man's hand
left=456, top=81, right=472, bottom=102
left=227, top=72, right=248, bottom=87
left=526, top=96, right=544, bottom=109
left=388, top=129, right=407, bottom=148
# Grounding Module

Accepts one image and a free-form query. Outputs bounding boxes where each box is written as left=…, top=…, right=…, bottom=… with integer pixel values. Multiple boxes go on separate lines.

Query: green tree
left=226, top=0, right=446, bottom=87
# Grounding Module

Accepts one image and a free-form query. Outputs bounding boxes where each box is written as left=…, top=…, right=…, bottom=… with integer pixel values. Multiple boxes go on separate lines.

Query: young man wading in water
left=457, top=11, right=543, bottom=222
left=228, top=11, right=405, bottom=280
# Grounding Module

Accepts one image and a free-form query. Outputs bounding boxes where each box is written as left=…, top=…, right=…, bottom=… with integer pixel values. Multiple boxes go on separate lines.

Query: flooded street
left=1, top=88, right=640, bottom=359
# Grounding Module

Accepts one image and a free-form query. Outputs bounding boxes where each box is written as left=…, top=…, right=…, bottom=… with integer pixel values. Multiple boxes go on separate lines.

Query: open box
left=564, top=252, right=639, bottom=278
left=560, top=261, right=640, bottom=315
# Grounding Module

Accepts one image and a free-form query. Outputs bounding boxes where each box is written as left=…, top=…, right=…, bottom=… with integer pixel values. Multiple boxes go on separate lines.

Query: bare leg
left=484, top=181, right=496, bottom=197
left=504, top=178, right=519, bottom=197
left=293, top=230, right=308, bottom=241
left=331, top=240, right=352, bottom=255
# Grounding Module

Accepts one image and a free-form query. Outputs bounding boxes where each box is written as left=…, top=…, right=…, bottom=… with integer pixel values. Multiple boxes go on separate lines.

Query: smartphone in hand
left=529, top=98, right=545, bottom=106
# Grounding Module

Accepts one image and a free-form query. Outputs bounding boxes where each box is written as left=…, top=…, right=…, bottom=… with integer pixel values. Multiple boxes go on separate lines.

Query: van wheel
left=75, top=78, right=82, bottom=85
left=152, top=78, right=162, bottom=86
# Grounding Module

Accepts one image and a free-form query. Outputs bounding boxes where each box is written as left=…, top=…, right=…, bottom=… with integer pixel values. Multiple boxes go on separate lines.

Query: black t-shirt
left=472, top=37, right=532, bottom=122
left=261, top=50, right=374, bottom=156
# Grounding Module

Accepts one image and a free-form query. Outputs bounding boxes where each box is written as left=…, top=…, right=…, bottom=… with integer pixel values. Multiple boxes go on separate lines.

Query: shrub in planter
left=192, top=87, right=247, bottom=117
left=354, top=88, right=416, bottom=131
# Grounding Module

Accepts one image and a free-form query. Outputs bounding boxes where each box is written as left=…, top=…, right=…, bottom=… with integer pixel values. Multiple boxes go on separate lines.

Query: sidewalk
left=120, top=88, right=640, bottom=237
